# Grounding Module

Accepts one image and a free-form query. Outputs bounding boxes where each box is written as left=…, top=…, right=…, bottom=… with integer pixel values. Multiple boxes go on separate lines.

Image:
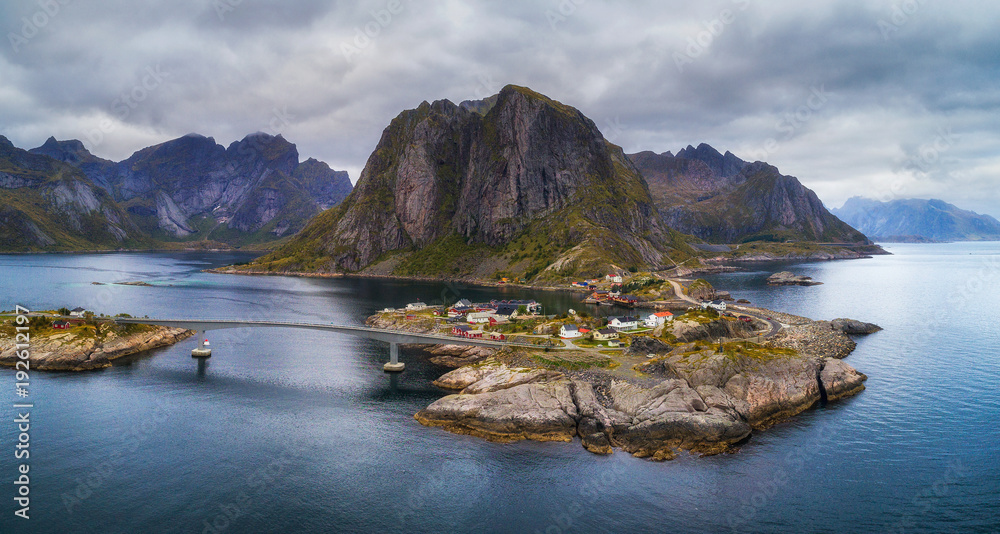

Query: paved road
left=664, top=280, right=782, bottom=338
left=728, top=307, right=782, bottom=338
left=666, top=280, right=701, bottom=305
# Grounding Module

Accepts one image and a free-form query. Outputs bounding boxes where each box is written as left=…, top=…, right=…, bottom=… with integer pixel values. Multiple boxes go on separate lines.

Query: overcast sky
left=1, top=0, right=998, bottom=216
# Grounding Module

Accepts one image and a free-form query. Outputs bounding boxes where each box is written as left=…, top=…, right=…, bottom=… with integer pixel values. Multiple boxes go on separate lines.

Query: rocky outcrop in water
left=767, top=271, right=822, bottom=286
left=830, top=318, right=883, bottom=335
left=414, top=312, right=868, bottom=459
left=0, top=325, right=194, bottom=371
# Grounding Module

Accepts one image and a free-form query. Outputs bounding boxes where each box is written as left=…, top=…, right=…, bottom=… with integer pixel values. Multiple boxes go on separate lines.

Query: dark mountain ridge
left=251, top=85, right=696, bottom=280
left=630, top=144, right=870, bottom=244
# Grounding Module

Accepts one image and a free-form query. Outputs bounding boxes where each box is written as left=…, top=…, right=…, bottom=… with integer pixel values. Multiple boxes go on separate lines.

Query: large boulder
left=820, top=358, right=868, bottom=400
left=830, top=318, right=883, bottom=335
left=415, top=380, right=580, bottom=443
left=608, top=380, right=751, bottom=459
left=767, top=271, right=822, bottom=286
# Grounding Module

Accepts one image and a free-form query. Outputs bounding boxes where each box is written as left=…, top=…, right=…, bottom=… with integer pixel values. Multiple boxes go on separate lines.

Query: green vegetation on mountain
left=630, top=145, right=871, bottom=244
left=0, top=133, right=352, bottom=252
left=0, top=137, right=152, bottom=251
left=247, top=85, right=697, bottom=281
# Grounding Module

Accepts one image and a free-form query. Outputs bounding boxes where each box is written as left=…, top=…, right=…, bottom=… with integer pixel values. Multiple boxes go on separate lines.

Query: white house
left=69, top=307, right=87, bottom=317
left=466, top=311, right=496, bottom=324
left=493, top=304, right=520, bottom=320
left=560, top=324, right=583, bottom=339
left=644, top=311, right=674, bottom=328
left=702, top=300, right=727, bottom=312
left=605, top=273, right=623, bottom=284
left=608, top=315, right=639, bottom=331
left=405, top=302, right=428, bottom=311
left=593, top=328, right=619, bottom=341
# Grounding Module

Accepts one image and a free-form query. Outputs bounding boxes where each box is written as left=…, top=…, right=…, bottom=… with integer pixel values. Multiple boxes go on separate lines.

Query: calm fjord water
left=0, top=244, right=997, bottom=533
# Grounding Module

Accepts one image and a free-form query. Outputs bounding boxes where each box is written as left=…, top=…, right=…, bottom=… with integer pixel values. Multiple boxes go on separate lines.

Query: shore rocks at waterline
left=830, top=318, right=883, bottom=335
left=0, top=326, right=194, bottom=371
left=767, top=271, right=822, bottom=286
left=415, top=348, right=867, bottom=459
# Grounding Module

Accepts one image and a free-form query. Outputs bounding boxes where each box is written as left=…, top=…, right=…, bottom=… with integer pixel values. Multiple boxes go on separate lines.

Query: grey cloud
left=0, top=0, right=997, bottom=217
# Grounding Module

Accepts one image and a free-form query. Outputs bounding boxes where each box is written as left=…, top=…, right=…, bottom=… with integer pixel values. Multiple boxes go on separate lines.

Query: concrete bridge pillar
left=383, top=341, right=404, bottom=372
left=192, top=331, right=212, bottom=358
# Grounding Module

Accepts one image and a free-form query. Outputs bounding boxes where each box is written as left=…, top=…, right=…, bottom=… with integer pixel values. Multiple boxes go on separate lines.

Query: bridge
left=113, top=317, right=547, bottom=372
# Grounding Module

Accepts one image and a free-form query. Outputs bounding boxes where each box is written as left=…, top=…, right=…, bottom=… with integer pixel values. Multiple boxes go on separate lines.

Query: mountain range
left=0, top=133, right=352, bottom=251
left=4, top=84, right=887, bottom=281
left=629, top=145, right=870, bottom=244
left=251, top=85, right=697, bottom=280
left=0, top=136, right=150, bottom=250
left=249, top=85, right=872, bottom=281
left=832, top=197, right=1000, bottom=242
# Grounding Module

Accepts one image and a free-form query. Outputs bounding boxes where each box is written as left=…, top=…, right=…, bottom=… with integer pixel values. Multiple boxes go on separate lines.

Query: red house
left=52, top=321, right=71, bottom=330
left=451, top=325, right=483, bottom=338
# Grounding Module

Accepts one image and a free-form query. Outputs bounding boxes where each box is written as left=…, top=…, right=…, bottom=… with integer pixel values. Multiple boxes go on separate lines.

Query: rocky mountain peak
left=832, top=197, right=1000, bottom=242
left=254, top=85, right=686, bottom=279
left=459, top=93, right=500, bottom=115
left=630, top=146, right=869, bottom=244
left=675, top=143, right=747, bottom=178
left=30, top=137, right=105, bottom=165
left=226, top=132, right=298, bottom=176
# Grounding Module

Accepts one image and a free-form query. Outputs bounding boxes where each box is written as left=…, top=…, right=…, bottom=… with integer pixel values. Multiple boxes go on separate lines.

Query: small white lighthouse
left=192, top=335, right=212, bottom=358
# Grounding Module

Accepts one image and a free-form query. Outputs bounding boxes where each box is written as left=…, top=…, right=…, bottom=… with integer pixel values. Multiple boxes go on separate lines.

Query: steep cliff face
left=0, top=136, right=148, bottom=251
left=35, top=133, right=353, bottom=246
left=630, top=145, right=870, bottom=244
left=832, top=197, right=1000, bottom=242
left=29, top=137, right=118, bottom=191
left=255, top=85, right=694, bottom=280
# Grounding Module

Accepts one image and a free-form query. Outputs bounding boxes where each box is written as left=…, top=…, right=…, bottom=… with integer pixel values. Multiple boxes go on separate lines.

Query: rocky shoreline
left=767, top=271, right=822, bottom=286
left=368, top=310, right=875, bottom=460
left=0, top=325, right=195, bottom=371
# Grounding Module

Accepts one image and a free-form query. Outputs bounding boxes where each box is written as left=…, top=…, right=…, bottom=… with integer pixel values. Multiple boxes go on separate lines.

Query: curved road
left=665, top=279, right=781, bottom=338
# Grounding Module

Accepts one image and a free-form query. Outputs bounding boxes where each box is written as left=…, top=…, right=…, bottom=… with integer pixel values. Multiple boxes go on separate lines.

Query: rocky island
left=368, top=304, right=875, bottom=460
left=0, top=315, right=194, bottom=371
left=767, top=271, right=822, bottom=286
